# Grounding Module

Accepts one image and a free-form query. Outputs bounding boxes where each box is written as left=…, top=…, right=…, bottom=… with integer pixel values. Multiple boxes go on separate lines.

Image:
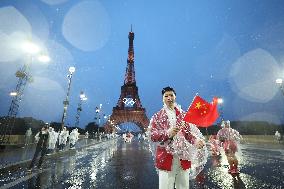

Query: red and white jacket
left=149, top=105, right=196, bottom=171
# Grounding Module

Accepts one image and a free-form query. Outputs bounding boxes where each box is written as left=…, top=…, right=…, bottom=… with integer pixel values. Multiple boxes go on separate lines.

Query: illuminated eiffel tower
left=104, top=28, right=149, bottom=133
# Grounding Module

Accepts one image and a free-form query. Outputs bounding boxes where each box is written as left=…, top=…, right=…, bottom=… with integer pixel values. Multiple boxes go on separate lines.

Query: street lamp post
left=95, top=104, right=102, bottom=133
left=95, top=104, right=108, bottom=133
left=74, top=91, right=87, bottom=128
left=61, top=66, right=75, bottom=130
left=217, top=97, right=224, bottom=121
left=108, top=119, right=117, bottom=134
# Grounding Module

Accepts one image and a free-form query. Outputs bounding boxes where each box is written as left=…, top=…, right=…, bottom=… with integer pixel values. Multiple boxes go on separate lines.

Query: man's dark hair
left=162, top=86, right=176, bottom=96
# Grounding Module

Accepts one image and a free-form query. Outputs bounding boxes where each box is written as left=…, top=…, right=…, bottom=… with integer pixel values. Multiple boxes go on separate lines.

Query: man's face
left=163, top=91, right=176, bottom=107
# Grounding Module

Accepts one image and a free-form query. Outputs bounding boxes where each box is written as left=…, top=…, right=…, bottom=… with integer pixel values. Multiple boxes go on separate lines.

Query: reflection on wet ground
left=194, top=144, right=284, bottom=189
left=0, top=139, right=94, bottom=169
left=0, top=144, right=35, bottom=169
left=0, top=139, right=283, bottom=189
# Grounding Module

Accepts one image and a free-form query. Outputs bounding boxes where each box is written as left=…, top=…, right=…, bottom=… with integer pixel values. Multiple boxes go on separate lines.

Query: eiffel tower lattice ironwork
left=104, top=29, right=149, bottom=133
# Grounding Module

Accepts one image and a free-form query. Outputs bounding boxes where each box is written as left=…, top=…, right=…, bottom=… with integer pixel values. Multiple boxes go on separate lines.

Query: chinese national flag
left=183, top=95, right=219, bottom=127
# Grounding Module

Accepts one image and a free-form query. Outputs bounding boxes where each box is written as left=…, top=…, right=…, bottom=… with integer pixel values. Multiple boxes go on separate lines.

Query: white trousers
left=159, top=156, right=190, bottom=189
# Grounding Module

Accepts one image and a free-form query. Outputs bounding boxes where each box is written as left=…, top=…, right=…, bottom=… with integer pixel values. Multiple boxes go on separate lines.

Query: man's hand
left=196, top=139, right=205, bottom=149
left=168, top=127, right=180, bottom=138
left=179, top=121, right=187, bottom=129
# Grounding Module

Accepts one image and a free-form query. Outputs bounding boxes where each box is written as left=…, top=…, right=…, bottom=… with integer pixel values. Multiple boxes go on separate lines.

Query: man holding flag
left=149, top=86, right=219, bottom=189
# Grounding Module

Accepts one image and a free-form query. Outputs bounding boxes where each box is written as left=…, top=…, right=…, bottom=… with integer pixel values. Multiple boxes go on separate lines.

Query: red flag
left=183, top=95, right=219, bottom=127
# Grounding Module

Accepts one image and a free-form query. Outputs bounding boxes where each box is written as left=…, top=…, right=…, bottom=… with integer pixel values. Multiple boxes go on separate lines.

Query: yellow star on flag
left=195, top=102, right=201, bottom=109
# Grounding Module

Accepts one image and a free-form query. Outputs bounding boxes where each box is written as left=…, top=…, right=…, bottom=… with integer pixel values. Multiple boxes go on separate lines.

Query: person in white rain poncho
left=125, top=132, right=134, bottom=143
left=122, top=133, right=127, bottom=142
left=58, top=127, right=69, bottom=151
left=209, top=134, right=221, bottom=156
left=138, top=133, right=142, bottom=141
left=24, top=128, right=32, bottom=146
left=142, top=132, right=147, bottom=140
left=149, top=86, right=207, bottom=189
left=69, top=128, right=80, bottom=149
left=274, top=131, right=281, bottom=142
left=85, top=131, right=89, bottom=139
left=47, top=127, right=58, bottom=154
left=217, top=120, right=242, bottom=174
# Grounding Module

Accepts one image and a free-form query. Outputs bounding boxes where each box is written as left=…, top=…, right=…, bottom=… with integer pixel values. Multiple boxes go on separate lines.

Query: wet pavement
left=0, top=138, right=283, bottom=189
left=0, top=138, right=95, bottom=169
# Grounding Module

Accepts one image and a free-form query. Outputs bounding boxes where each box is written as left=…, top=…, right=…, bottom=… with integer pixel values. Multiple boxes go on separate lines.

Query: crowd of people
left=28, top=125, right=81, bottom=154
left=137, top=132, right=147, bottom=141
left=26, top=124, right=119, bottom=172
left=121, top=132, right=148, bottom=143
left=27, top=124, right=81, bottom=172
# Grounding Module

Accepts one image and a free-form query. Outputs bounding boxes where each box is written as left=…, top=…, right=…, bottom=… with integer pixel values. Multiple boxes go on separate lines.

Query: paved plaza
left=0, top=138, right=283, bottom=189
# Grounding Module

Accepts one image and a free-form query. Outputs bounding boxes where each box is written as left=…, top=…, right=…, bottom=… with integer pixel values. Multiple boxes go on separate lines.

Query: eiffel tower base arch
left=104, top=107, right=149, bottom=133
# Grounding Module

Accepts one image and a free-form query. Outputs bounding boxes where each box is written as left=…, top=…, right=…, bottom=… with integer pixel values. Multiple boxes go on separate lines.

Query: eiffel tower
left=104, top=28, right=149, bottom=133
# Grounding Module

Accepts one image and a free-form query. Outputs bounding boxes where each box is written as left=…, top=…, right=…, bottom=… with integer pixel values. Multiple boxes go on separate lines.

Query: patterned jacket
left=150, top=106, right=196, bottom=171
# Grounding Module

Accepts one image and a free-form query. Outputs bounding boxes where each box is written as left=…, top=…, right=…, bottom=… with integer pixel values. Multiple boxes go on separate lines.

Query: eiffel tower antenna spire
left=124, top=27, right=135, bottom=84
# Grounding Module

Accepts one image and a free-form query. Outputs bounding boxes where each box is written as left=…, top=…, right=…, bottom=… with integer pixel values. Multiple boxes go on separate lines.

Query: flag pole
left=205, top=115, right=209, bottom=140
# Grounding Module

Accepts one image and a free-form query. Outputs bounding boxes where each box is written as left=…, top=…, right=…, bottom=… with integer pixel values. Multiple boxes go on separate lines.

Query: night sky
left=1, top=0, right=284, bottom=131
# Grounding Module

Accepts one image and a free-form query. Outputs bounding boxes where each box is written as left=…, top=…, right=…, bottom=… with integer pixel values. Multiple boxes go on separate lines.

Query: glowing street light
left=95, top=104, right=107, bottom=133
left=61, top=66, right=76, bottom=130
left=217, top=98, right=223, bottom=104
left=37, top=55, right=51, bottom=63
left=21, top=41, right=50, bottom=63
left=276, top=78, right=283, bottom=84
left=80, top=92, right=88, bottom=101
left=9, top=92, right=17, bottom=96
left=69, top=66, right=76, bottom=73
left=21, top=41, right=41, bottom=54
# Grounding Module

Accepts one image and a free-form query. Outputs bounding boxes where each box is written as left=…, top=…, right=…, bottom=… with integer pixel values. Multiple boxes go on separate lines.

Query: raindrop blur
left=62, top=0, right=111, bottom=51
left=229, top=48, right=280, bottom=103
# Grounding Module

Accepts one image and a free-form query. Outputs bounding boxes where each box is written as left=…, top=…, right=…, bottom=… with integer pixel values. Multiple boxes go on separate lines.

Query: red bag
left=155, top=146, right=173, bottom=171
